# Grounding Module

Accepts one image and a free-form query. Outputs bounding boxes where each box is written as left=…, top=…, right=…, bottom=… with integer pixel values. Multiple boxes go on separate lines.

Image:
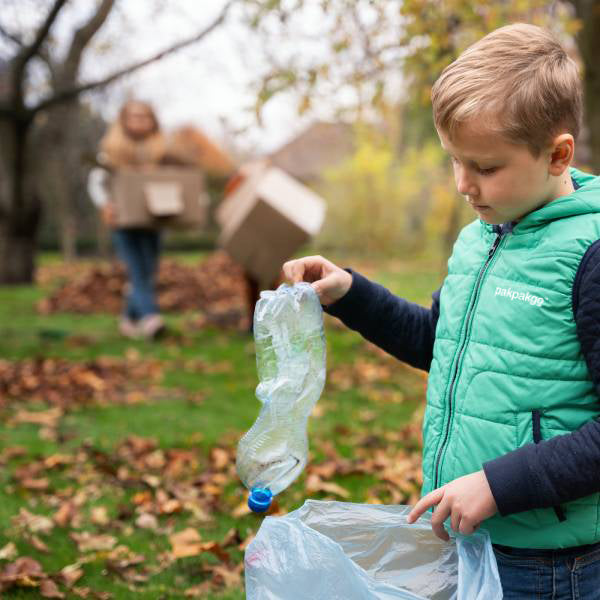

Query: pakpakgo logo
left=495, top=286, right=545, bottom=307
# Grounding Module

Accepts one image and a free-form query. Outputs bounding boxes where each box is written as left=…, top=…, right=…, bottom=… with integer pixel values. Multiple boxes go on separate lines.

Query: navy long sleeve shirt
left=325, top=238, right=600, bottom=518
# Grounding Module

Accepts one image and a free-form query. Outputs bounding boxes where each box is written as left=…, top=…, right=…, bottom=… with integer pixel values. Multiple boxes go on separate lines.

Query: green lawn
left=0, top=252, right=443, bottom=599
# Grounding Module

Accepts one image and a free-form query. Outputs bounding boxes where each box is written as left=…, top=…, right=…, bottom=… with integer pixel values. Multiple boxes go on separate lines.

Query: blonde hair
left=431, top=23, right=582, bottom=156
left=100, top=100, right=166, bottom=168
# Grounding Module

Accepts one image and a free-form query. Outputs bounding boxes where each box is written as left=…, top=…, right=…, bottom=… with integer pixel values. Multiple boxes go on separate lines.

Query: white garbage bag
left=245, top=500, right=502, bottom=600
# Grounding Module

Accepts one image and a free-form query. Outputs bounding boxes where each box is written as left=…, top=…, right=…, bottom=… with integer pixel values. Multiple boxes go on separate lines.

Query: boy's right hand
left=283, top=255, right=352, bottom=306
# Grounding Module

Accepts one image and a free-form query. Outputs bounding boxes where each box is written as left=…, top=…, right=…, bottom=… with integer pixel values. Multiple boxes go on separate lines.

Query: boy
left=283, top=23, right=600, bottom=597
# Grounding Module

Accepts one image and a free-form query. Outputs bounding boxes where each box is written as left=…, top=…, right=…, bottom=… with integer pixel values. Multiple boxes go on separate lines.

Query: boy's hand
left=282, top=255, right=352, bottom=306
left=407, top=470, right=497, bottom=541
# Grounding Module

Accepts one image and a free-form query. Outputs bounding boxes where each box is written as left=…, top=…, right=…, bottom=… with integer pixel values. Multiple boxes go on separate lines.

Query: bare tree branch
left=62, top=0, right=115, bottom=83
left=0, top=22, right=24, bottom=46
left=15, top=0, right=68, bottom=73
left=31, top=0, right=236, bottom=114
left=11, top=0, right=69, bottom=108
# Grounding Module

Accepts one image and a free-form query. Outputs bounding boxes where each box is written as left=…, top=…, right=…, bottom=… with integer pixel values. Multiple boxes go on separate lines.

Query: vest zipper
left=433, top=232, right=504, bottom=489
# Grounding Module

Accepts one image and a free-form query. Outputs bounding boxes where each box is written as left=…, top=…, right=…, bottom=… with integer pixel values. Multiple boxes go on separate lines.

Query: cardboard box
left=112, top=167, right=209, bottom=229
left=216, top=166, right=326, bottom=285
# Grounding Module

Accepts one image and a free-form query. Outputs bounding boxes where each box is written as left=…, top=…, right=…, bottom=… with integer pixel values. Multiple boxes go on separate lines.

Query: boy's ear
left=548, top=134, right=574, bottom=176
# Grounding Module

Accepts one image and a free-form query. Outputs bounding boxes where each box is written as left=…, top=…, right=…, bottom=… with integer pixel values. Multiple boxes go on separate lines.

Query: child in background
left=89, top=100, right=166, bottom=340
left=284, top=23, right=600, bottom=598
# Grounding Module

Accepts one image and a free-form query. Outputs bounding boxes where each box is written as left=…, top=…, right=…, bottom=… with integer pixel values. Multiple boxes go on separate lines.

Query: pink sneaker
left=138, top=314, right=165, bottom=340
left=119, top=317, right=140, bottom=339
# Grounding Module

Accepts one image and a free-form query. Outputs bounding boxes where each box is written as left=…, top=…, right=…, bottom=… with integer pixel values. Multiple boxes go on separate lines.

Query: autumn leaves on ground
left=0, top=252, right=440, bottom=599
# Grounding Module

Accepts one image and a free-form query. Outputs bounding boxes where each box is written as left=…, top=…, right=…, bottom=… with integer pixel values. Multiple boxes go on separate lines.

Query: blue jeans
left=112, top=228, right=161, bottom=320
left=494, top=543, right=600, bottom=599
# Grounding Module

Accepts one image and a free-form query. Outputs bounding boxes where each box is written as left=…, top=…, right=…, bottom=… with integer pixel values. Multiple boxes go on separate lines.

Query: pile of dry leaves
left=37, top=252, right=251, bottom=330
left=0, top=357, right=164, bottom=410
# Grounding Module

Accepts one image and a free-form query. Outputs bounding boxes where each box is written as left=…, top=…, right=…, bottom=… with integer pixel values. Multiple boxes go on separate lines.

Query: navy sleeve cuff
left=324, top=269, right=371, bottom=320
left=483, top=445, right=539, bottom=517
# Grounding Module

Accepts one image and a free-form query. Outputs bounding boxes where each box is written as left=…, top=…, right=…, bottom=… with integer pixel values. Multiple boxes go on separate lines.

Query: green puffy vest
left=422, top=168, right=600, bottom=548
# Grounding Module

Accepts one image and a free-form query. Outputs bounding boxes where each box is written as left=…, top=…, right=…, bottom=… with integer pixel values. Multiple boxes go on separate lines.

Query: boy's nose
left=455, top=167, right=477, bottom=196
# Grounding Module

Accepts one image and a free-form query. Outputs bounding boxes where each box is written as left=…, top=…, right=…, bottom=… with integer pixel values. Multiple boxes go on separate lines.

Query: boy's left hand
left=407, top=470, right=498, bottom=541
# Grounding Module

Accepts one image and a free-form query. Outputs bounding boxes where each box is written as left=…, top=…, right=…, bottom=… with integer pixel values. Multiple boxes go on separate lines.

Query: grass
left=0, top=251, right=442, bottom=599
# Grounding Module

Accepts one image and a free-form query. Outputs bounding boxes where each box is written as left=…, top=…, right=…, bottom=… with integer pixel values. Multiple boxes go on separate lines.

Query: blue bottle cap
left=248, top=487, right=273, bottom=513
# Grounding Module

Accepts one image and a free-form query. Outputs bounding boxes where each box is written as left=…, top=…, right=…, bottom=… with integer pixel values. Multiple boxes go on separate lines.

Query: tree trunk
left=42, top=104, right=81, bottom=262
left=0, top=118, right=42, bottom=284
left=572, top=0, right=600, bottom=173
left=44, top=151, right=79, bottom=261
left=0, top=222, right=37, bottom=283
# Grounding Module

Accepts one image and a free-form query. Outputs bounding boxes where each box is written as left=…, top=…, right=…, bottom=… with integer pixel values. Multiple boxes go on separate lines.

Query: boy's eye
left=477, top=166, right=498, bottom=176
left=449, top=155, right=498, bottom=176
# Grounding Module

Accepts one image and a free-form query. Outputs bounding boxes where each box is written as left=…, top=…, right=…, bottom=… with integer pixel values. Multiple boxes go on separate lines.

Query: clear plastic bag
left=245, top=500, right=503, bottom=600
left=237, top=283, right=326, bottom=511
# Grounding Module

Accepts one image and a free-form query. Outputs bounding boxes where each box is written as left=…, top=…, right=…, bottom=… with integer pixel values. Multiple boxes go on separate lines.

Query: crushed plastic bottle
left=236, top=283, right=326, bottom=513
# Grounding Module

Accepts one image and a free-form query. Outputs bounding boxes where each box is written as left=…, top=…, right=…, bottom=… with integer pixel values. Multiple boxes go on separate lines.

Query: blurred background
left=0, top=1, right=598, bottom=598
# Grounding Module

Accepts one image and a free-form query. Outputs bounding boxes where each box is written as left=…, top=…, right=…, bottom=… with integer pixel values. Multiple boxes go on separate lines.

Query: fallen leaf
left=54, top=502, right=77, bottom=527
left=13, top=509, right=54, bottom=535
left=70, top=532, right=117, bottom=553
left=43, top=453, right=73, bottom=468
left=72, top=587, right=113, bottom=599
left=0, top=446, right=27, bottom=464
left=145, top=449, right=166, bottom=469
left=311, top=404, right=326, bottom=417
left=232, top=501, right=251, bottom=518
left=135, top=513, right=158, bottom=531
left=58, top=564, right=84, bottom=587
left=221, top=528, right=241, bottom=548
left=203, top=563, right=243, bottom=588
left=238, top=533, right=255, bottom=552
left=106, top=546, right=145, bottom=568
left=90, top=506, right=110, bottom=526
left=141, top=474, right=160, bottom=488
left=159, top=498, right=182, bottom=515
left=196, top=541, right=230, bottom=563
left=10, top=408, right=63, bottom=427
left=0, top=556, right=44, bottom=589
left=306, top=474, right=350, bottom=498
left=308, top=460, right=339, bottom=479
left=210, top=447, right=230, bottom=470
left=182, top=500, right=213, bottom=523
left=131, top=491, right=152, bottom=506
left=0, top=542, right=17, bottom=561
left=40, top=578, right=65, bottom=598
left=75, top=370, right=105, bottom=392
left=184, top=581, right=213, bottom=597
left=169, top=528, right=203, bottom=559
left=105, top=546, right=146, bottom=582
left=365, top=494, right=383, bottom=504
left=26, top=535, right=50, bottom=553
